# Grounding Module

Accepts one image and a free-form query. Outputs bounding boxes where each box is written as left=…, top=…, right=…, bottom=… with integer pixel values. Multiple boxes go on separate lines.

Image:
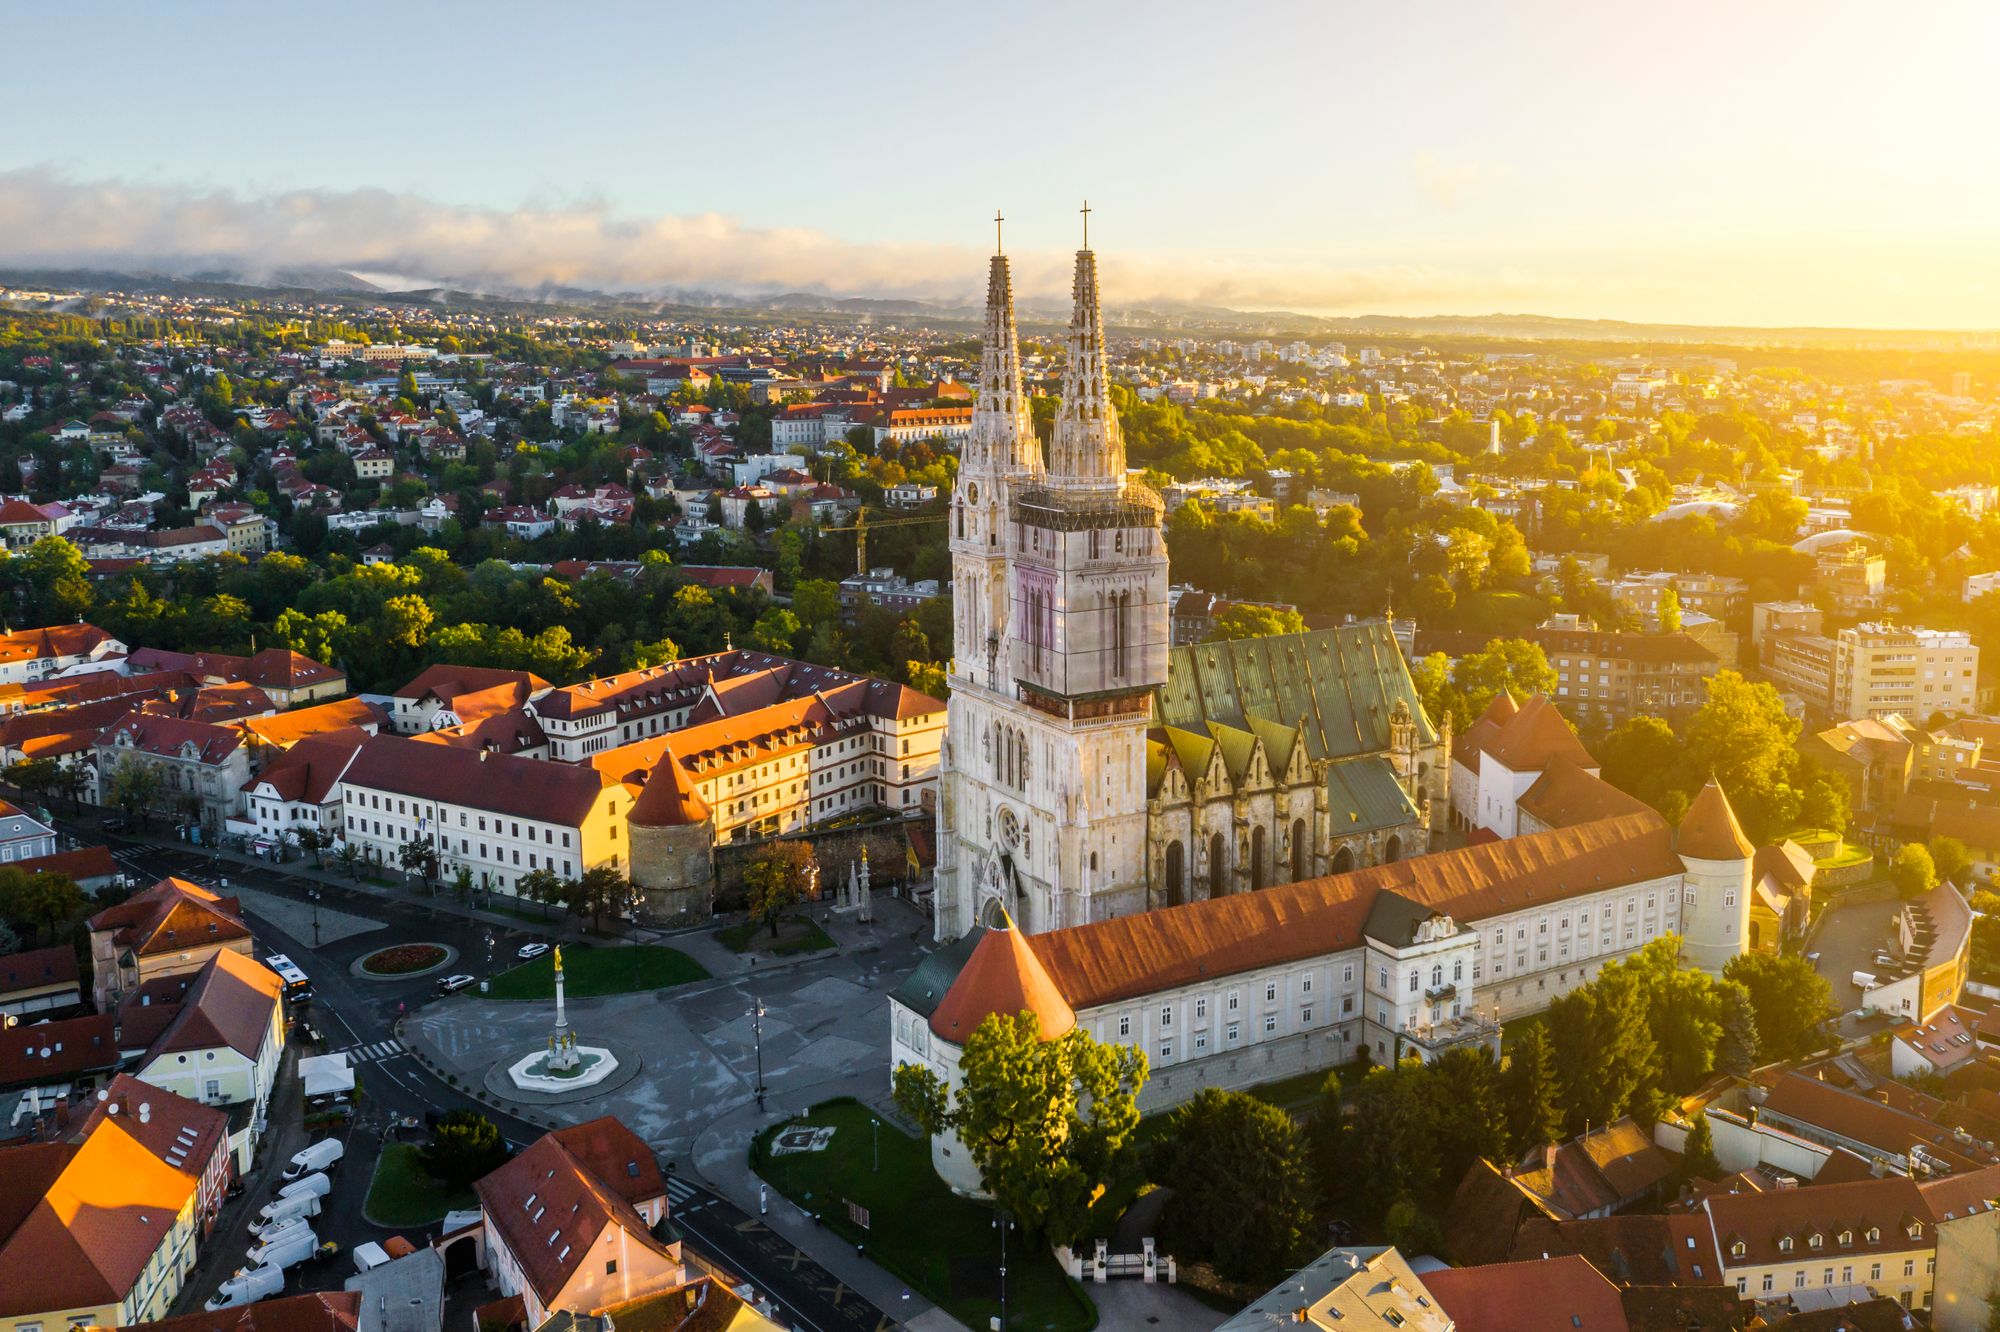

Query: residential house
left=93, top=713, right=251, bottom=831
left=86, top=877, right=254, bottom=1011
left=0, top=1108, right=203, bottom=1329
left=65, top=1074, right=233, bottom=1239
left=0, top=624, right=127, bottom=686
left=239, top=728, right=369, bottom=846
left=0, top=945, right=82, bottom=1019
left=471, top=1119, right=683, bottom=1328
left=131, top=949, right=286, bottom=1164
left=1704, top=1175, right=1935, bottom=1310
left=338, top=734, right=631, bottom=896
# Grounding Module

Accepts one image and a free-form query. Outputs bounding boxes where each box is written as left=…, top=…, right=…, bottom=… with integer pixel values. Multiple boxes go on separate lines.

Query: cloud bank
left=0, top=167, right=1541, bottom=316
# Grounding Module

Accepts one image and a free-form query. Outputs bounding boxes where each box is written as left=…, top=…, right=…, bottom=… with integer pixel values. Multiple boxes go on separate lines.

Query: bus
left=264, top=953, right=314, bottom=1005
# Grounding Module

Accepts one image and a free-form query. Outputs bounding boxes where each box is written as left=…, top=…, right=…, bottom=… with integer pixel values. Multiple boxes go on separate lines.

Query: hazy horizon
left=6, top=0, right=1998, bottom=330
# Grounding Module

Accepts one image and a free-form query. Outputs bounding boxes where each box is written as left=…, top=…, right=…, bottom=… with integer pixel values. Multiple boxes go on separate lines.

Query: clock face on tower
left=997, top=805, right=1021, bottom=849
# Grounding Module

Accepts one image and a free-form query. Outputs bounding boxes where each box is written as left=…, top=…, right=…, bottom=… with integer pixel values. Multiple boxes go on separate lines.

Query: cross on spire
left=994, top=209, right=1004, bottom=254
left=1080, top=199, right=1091, bottom=250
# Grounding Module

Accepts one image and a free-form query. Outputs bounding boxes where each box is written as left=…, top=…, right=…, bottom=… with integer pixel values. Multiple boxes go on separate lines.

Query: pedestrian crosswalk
left=665, top=1176, right=709, bottom=1211
left=337, top=1039, right=407, bottom=1063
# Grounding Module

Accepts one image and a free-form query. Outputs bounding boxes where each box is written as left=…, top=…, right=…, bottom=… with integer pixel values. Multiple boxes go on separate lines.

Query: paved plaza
left=405, top=903, right=929, bottom=1160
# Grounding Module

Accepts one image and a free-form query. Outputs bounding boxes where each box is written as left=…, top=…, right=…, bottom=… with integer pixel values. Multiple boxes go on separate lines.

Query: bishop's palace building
left=905, top=233, right=1775, bottom=1118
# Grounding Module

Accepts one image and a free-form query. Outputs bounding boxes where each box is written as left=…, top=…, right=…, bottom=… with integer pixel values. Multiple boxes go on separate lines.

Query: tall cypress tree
left=1502, top=1023, right=1564, bottom=1153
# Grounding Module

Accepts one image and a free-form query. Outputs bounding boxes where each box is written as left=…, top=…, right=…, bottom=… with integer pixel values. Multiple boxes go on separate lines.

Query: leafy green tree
left=1892, top=843, right=1938, bottom=899
left=1546, top=965, right=1658, bottom=1132
left=1656, top=587, right=1683, bottom=633
left=1680, top=672, right=1803, bottom=843
left=1679, top=1112, right=1721, bottom=1182
left=1409, top=650, right=1458, bottom=731
left=1429, top=1047, right=1510, bottom=1189
left=1149, top=1089, right=1313, bottom=1282
left=751, top=607, right=802, bottom=654
left=1723, top=952, right=1834, bottom=1061
left=742, top=840, right=817, bottom=937
left=893, top=1010, right=1147, bottom=1246
left=1453, top=638, right=1557, bottom=722
left=335, top=842, right=364, bottom=881
left=1598, top=716, right=1690, bottom=822
left=5, top=758, right=60, bottom=810
left=517, top=866, right=564, bottom=920
left=1715, top=979, right=1761, bottom=1076
left=104, top=757, right=164, bottom=827
left=397, top=837, right=438, bottom=889
left=1502, top=1023, right=1564, bottom=1151
left=1931, top=836, right=1973, bottom=885
left=1304, top=1071, right=1347, bottom=1215
left=791, top=579, right=842, bottom=629
left=567, top=864, right=628, bottom=930
left=1205, top=604, right=1308, bottom=642
left=423, top=1109, right=509, bottom=1188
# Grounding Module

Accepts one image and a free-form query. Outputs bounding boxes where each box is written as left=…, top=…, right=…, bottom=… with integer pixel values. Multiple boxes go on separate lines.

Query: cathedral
left=933, top=227, right=1447, bottom=942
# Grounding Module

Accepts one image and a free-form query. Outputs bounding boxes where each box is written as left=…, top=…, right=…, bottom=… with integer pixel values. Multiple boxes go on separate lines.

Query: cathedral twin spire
left=970, top=205, right=1126, bottom=491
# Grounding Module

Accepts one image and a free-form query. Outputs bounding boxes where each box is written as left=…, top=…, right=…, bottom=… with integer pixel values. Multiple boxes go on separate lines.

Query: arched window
left=1431, top=964, right=1443, bottom=988
left=1331, top=844, right=1354, bottom=875
left=1164, top=840, right=1185, bottom=907
left=1384, top=834, right=1403, bottom=864
left=1209, top=833, right=1226, bottom=897
left=956, top=501, right=965, bottom=540
left=1250, top=826, right=1266, bottom=892
left=1291, top=818, right=1306, bottom=881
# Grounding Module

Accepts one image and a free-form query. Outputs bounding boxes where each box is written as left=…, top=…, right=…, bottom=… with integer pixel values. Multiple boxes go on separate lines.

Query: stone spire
left=969, top=227, right=1040, bottom=477
left=1047, top=222, right=1125, bottom=492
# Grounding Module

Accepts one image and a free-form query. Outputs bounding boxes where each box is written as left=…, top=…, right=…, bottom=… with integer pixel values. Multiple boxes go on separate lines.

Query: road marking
left=336, top=1039, right=407, bottom=1062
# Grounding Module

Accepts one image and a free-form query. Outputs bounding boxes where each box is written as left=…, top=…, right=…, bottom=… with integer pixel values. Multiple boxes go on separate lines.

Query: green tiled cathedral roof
left=1155, top=623, right=1435, bottom=760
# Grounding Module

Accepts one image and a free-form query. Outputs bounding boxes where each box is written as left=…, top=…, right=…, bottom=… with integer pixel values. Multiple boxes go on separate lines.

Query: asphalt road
left=103, top=835, right=896, bottom=1331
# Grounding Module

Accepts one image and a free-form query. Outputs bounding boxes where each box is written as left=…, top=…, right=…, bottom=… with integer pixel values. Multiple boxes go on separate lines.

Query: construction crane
left=822, top=509, right=947, bottom=575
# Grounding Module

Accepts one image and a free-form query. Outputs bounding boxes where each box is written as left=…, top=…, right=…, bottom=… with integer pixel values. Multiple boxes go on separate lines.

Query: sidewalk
left=691, top=1078, right=968, bottom=1332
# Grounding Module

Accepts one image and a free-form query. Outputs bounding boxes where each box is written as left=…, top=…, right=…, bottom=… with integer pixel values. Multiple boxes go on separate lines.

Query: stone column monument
left=548, top=944, right=579, bottom=1072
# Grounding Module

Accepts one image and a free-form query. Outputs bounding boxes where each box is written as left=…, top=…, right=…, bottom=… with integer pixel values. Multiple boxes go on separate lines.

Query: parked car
left=205, top=1264, right=284, bottom=1311
left=435, top=973, right=477, bottom=994
left=282, top=1138, right=345, bottom=1181
left=242, top=1224, right=318, bottom=1272
left=516, top=942, right=550, bottom=960
left=272, top=1171, right=332, bottom=1205
left=251, top=1191, right=321, bottom=1236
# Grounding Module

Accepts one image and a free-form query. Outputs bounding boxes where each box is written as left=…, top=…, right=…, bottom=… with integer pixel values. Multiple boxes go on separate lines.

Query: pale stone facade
left=933, top=240, right=1437, bottom=940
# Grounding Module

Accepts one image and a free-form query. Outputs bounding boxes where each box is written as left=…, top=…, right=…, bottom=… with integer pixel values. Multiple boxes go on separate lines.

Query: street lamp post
left=749, top=997, right=767, bottom=1110
left=872, top=1116, right=880, bottom=1173
left=993, top=1211, right=1012, bottom=1331
left=308, top=887, right=321, bottom=948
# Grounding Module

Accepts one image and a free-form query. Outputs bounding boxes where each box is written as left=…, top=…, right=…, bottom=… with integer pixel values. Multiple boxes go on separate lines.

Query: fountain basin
left=506, top=1046, right=620, bottom=1093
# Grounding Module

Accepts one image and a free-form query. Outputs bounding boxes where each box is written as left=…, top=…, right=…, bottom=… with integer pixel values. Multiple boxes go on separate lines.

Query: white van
left=205, top=1264, right=284, bottom=1311
left=251, top=1191, right=321, bottom=1236
left=283, top=1138, right=345, bottom=1180
left=275, top=1171, right=332, bottom=1203
left=243, top=1223, right=318, bottom=1272
left=1852, top=970, right=1877, bottom=988
left=352, top=1241, right=393, bottom=1274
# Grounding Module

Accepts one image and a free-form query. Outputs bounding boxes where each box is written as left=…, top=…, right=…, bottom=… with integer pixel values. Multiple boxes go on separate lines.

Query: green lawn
left=482, top=944, right=709, bottom=1000
left=718, top=917, right=835, bottom=956
left=756, top=1100, right=1096, bottom=1332
left=365, top=1143, right=477, bottom=1227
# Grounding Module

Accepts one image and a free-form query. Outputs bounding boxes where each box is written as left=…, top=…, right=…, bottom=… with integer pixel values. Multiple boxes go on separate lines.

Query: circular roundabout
left=353, top=942, right=458, bottom=979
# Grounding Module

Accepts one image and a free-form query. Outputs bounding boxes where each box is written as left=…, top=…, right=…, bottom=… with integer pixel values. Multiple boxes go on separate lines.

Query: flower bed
left=359, top=943, right=449, bottom=975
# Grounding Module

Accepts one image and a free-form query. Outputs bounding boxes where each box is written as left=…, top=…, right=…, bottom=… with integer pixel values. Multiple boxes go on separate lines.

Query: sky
left=4, top=0, right=1997, bottom=328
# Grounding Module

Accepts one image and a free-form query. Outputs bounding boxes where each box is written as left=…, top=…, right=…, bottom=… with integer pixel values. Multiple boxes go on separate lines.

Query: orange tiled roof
left=931, top=920, right=1076, bottom=1043
left=1028, top=810, right=1677, bottom=1010
left=0, top=1115, right=200, bottom=1315
left=1678, top=780, right=1754, bottom=860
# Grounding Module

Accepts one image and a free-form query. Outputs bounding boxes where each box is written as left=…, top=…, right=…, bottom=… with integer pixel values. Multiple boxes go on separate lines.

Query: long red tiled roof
left=1704, top=1174, right=1930, bottom=1268
left=88, top=876, right=250, bottom=957
left=148, top=949, right=282, bottom=1061
left=1423, top=1255, right=1628, bottom=1332
left=0, top=1117, right=201, bottom=1315
left=342, top=733, right=616, bottom=825
left=0, top=944, right=78, bottom=994
left=1028, top=810, right=1678, bottom=1010
left=473, top=1127, right=680, bottom=1306
left=118, top=1291, right=362, bottom=1332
